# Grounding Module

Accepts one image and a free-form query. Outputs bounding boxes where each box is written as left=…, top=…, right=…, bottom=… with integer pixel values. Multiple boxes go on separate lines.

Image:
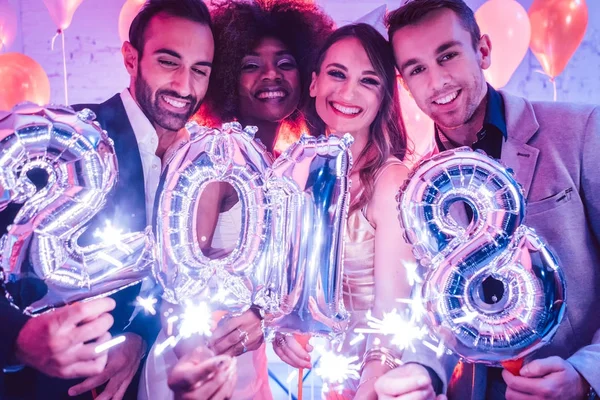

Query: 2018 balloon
left=0, top=103, right=155, bottom=315
left=398, top=148, right=566, bottom=365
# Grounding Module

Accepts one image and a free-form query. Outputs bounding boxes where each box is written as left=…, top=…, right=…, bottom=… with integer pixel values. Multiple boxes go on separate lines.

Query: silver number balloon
left=154, top=122, right=273, bottom=313
left=398, top=147, right=566, bottom=365
left=0, top=103, right=155, bottom=315
left=266, top=133, right=353, bottom=338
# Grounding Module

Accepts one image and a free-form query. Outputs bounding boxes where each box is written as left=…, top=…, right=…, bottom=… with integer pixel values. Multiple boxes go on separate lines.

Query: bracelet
left=360, top=347, right=401, bottom=375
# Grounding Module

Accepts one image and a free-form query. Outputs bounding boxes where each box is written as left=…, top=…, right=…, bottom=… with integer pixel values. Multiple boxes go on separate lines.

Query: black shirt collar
left=435, top=84, right=507, bottom=159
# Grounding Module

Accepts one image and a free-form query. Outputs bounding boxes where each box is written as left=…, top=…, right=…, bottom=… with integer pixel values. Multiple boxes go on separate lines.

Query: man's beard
left=134, top=69, right=202, bottom=132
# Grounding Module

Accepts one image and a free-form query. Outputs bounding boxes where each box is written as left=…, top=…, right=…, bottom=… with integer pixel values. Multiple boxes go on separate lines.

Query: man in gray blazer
left=376, top=0, right=600, bottom=399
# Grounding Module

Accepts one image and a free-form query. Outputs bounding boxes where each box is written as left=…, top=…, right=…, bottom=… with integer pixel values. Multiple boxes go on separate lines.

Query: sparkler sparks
left=355, top=309, right=428, bottom=353
left=93, top=221, right=132, bottom=253
left=136, top=295, right=158, bottom=315
left=179, top=300, right=214, bottom=338
left=314, top=348, right=360, bottom=386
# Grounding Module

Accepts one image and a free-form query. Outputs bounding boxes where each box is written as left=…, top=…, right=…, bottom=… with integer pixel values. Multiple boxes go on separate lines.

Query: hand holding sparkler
left=374, top=363, right=447, bottom=400
left=14, top=297, right=116, bottom=379
left=168, top=346, right=237, bottom=400
left=209, top=307, right=265, bottom=357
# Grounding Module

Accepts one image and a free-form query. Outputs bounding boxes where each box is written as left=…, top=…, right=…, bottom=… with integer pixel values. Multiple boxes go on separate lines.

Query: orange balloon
left=0, top=0, right=18, bottom=51
left=42, top=0, right=84, bottom=31
left=118, top=0, right=146, bottom=44
left=529, top=0, right=588, bottom=78
left=0, top=53, right=51, bottom=111
left=476, top=0, right=531, bottom=88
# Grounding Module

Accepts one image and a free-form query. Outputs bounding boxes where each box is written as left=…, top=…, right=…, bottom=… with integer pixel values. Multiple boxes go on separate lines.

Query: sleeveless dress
left=329, top=157, right=406, bottom=398
left=139, top=202, right=273, bottom=400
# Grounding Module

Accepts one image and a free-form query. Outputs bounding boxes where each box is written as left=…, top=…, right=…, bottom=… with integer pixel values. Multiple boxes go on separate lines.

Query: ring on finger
left=236, top=328, right=249, bottom=343
left=275, top=336, right=286, bottom=347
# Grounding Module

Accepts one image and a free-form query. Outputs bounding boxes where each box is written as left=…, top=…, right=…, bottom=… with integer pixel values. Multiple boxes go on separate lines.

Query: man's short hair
left=128, top=0, right=212, bottom=55
left=386, top=0, right=481, bottom=49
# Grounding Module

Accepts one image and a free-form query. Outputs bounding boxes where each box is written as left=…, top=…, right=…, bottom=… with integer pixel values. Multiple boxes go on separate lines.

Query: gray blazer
left=446, top=91, right=600, bottom=399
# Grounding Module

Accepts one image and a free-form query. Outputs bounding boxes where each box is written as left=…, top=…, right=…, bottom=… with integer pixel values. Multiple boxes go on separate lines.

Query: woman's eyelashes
left=326, top=69, right=381, bottom=87
left=277, top=58, right=297, bottom=70
left=241, top=61, right=259, bottom=71
left=361, top=77, right=380, bottom=86
left=326, top=69, right=346, bottom=79
left=241, top=58, right=297, bottom=72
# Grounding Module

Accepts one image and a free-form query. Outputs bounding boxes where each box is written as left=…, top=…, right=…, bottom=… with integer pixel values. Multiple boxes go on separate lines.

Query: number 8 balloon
left=0, top=103, right=156, bottom=315
left=398, top=147, right=566, bottom=365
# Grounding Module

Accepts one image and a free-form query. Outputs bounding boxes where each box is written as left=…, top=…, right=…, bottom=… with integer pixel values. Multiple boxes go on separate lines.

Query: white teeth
left=163, top=96, right=187, bottom=108
left=331, top=102, right=361, bottom=115
left=257, top=91, right=286, bottom=99
left=433, top=91, right=459, bottom=105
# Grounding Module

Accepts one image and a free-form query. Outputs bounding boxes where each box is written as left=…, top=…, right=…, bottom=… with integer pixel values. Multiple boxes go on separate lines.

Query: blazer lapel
left=499, top=91, right=540, bottom=199
left=74, top=94, right=147, bottom=239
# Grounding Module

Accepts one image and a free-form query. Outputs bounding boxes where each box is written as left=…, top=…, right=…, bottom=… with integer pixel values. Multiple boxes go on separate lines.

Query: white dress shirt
left=120, top=88, right=161, bottom=225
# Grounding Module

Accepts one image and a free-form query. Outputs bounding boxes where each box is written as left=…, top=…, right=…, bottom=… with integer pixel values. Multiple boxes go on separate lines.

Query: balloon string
left=533, top=69, right=557, bottom=102
left=60, top=30, right=69, bottom=105
left=50, top=30, right=59, bottom=50
left=298, top=368, right=303, bottom=400
left=51, top=29, right=69, bottom=104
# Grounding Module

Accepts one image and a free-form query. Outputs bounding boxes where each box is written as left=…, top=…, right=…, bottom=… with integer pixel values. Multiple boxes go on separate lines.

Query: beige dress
left=331, top=157, right=406, bottom=398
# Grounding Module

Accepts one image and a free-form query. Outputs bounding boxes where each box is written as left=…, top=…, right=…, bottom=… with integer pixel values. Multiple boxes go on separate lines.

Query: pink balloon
left=0, top=0, right=18, bottom=50
left=475, top=0, right=531, bottom=88
left=42, top=0, right=84, bottom=31
left=398, top=79, right=435, bottom=166
left=118, top=0, right=146, bottom=44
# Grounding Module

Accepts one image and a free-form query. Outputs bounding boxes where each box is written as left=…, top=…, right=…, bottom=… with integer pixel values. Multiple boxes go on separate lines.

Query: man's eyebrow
left=400, top=58, right=419, bottom=73
left=399, top=41, right=463, bottom=73
left=435, top=40, right=462, bottom=54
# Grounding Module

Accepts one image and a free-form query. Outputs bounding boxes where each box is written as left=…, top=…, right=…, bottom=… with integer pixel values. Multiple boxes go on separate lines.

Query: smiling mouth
left=161, top=95, right=191, bottom=110
left=255, top=89, right=288, bottom=101
left=330, top=101, right=362, bottom=116
left=432, top=90, right=461, bottom=105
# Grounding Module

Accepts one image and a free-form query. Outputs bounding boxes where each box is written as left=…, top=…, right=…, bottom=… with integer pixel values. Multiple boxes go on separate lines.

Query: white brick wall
left=5, top=0, right=600, bottom=105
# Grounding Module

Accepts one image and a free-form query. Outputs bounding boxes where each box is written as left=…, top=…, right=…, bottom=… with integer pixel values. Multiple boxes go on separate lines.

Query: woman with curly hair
left=272, top=24, right=448, bottom=400
left=199, top=0, right=334, bottom=153
left=140, top=2, right=333, bottom=400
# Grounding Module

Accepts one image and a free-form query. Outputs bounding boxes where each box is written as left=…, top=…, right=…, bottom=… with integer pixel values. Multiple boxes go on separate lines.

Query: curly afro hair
left=200, top=0, right=335, bottom=125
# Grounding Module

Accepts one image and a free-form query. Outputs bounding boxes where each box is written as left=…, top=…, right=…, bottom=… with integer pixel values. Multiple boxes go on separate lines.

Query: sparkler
left=313, top=345, right=361, bottom=396
left=355, top=309, right=428, bottom=353
left=95, top=335, right=126, bottom=354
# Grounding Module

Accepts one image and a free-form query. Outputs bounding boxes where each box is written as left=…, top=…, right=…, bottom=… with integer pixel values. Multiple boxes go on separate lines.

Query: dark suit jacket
left=0, top=94, right=161, bottom=399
